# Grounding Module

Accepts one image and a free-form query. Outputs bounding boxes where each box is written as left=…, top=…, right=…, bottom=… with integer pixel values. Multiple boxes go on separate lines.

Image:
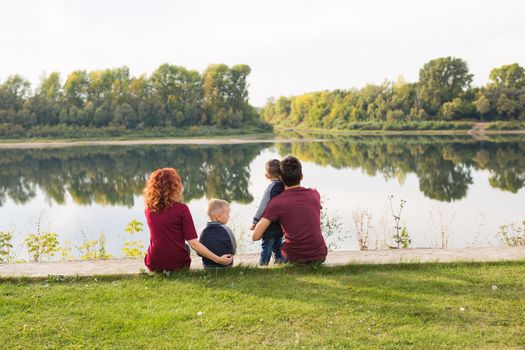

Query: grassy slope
left=1, top=261, right=524, bottom=349
left=0, top=127, right=275, bottom=143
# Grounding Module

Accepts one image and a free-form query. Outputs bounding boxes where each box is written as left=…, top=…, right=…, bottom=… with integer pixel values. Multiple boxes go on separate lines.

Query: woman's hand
left=187, top=239, right=234, bottom=265
left=215, top=254, right=233, bottom=266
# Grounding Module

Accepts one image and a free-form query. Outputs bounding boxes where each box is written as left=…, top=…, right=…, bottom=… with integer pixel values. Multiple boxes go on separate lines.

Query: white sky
left=1, top=0, right=524, bottom=105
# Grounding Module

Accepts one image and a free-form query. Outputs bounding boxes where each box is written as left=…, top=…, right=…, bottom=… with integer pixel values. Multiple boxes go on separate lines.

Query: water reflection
left=0, top=144, right=266, bottom=207
left=0, top=136, right=524, bottom=206
left=276, top=135, right=525, bottom=201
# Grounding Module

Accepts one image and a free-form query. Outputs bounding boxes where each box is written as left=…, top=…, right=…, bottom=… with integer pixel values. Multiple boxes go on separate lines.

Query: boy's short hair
left=265, top=159, right=282, bottom=178
left=281, top=156, right=302, bottom=186
left=207, top=198, right=230, bottom=217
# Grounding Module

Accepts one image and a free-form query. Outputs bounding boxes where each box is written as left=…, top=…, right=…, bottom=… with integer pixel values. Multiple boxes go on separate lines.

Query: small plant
left=471, top=212, right=489, bottom=246
left=352, top=208, right=372, bottom=251
left=321, top=197, right=348, bottom=251
left=46, top=274, right=66, bottom=283
left=226, top=216, right=250, bottom=255
left=496, top=221, right=525, bottom=247
left=23, top=214, right=61, bottom=262
left=0, top=230, right=14, bottom=263
left=125, top=219, right=143, bottom=235
left=388, top=195, right=411, bottom=249
left=122, top=241, right=145, bottom=258
left=397, top=227, right=412, bottom=249
left=77, top=233, right=113, bottom=260
left=24, top=231, right=60, bottom=262
left=60, top=240, right=74, bottom=261
left=429, top=206, right=455, bottom=248
left=122, top=219, right=145, bottom=258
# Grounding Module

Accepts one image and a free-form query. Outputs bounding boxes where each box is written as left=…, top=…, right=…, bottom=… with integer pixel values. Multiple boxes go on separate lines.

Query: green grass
left=0, top=124, right=274, bottom=142
left=1, top=261, right=524, bottom=349
left=486, top=121, right=525, bottom=130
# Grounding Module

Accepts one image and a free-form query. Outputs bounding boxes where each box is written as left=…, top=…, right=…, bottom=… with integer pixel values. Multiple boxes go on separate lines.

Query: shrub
left=497, top=221, right=525, bottom=247
left=486, top=121, right=525, bottom=130
left=122, top=219, right=146, bottom=258
left=77, top=233, right=113, bottom=260
left=24, top=231, right=60, bottom=262
left=0, top=231, right=13, bottom=263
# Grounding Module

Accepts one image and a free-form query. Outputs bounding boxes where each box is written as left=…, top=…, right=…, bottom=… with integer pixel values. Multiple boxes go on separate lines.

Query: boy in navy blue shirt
left=199, top=198, right=237, bottom=269
left=250, top=159, right=286, bottom=265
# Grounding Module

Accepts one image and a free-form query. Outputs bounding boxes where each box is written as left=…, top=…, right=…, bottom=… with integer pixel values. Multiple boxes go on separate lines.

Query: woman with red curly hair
left=144, top=168, right=233, bottom=271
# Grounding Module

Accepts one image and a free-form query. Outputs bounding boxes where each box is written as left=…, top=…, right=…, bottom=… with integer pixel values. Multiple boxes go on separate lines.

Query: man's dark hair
left=266, top=159, right=282, bottom=178
left=280, top=156, right=302, bottom=186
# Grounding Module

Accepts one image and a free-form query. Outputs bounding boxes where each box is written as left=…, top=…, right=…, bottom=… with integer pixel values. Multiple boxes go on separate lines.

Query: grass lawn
left=1, top=261, right=524, bottom=349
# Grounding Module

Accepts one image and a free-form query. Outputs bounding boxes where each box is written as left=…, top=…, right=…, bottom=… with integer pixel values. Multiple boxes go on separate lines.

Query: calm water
left=1, top=135, right=525, bottom=260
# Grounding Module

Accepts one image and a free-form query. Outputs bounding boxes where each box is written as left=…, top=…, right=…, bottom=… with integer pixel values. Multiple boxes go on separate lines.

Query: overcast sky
left=1, top=0, right=524, bottom=105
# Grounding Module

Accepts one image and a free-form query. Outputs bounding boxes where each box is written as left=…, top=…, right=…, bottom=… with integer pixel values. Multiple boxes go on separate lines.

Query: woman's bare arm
left=187, top=239, right=233, bottom=265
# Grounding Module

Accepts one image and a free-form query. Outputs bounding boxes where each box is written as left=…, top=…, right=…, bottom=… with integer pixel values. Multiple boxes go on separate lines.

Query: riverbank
left=1, top=127, right=525, bottom=149
left=1, top=260, right=523, bottom=349
left=275, top=124, right=525, bottom=137
left=0, top=135, right=328, bottom=149
left=1, top=247, right=524, bottom=277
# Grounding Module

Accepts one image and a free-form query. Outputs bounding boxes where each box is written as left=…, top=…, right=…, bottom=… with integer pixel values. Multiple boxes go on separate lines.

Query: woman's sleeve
left=182, top=205, right=198, bottom=241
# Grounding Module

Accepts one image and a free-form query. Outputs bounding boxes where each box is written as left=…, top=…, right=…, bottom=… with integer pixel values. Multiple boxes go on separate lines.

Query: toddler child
left=199, top=198, right=237, bottom=269
left=251, top=159, right=286, bottom=265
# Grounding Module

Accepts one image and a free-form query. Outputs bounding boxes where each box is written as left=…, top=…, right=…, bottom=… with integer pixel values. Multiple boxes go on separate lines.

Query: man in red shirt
left=252, top=156, right=327, bottom=263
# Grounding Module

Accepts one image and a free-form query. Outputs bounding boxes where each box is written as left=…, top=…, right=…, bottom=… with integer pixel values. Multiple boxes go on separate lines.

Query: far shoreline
left=0, top=128, right=524, bottom=149
left=0, top=135, right=326, bottom=149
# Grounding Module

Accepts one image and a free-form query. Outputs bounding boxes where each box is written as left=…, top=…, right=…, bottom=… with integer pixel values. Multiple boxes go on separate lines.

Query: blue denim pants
left=259, top=231, right=286, bottom=266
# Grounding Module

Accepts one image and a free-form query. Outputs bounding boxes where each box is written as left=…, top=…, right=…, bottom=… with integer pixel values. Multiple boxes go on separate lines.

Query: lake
left=1, top=134, right=524, bottom=261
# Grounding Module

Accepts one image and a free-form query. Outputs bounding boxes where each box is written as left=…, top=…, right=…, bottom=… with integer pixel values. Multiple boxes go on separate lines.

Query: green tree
left=31, top=72, right=62, bottom=125
left=496, top=93, right=518, bottom=119
left=202, top=64, right=253, bottom=127
left=37, top=72, right=62, bottom=101
left=489, top=63, right=525, bottom=89
left=418, top=57, right=473, bottom=116
left=440, top=98, right=471, bottom=120
left=0, top=75, right=31, bottom=113
left=63, top=70, right=89, bottom=108
left=151, top=64, right=203, bottom=127
left=474, top=95, right=490, bottom=121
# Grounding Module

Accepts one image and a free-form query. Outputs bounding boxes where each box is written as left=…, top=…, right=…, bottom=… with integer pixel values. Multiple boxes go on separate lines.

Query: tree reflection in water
left=0, top=136, right=524, bottom=207
left=0, top=144, right=266, bottom=207
left=276, top=135, right=525, bottom=202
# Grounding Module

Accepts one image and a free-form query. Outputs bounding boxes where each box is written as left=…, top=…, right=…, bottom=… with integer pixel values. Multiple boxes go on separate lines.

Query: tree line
left=261, top=58, right=525, bottom=129
left=0, top=63, right=268, bottom=135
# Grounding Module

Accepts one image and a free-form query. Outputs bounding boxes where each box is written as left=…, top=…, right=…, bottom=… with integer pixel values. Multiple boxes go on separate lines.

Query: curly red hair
left=144, top=168, right=183, bottom=213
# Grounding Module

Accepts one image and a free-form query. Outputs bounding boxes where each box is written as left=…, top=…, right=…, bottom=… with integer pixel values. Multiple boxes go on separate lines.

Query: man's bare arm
left=252, top=218, right=271, bottom=241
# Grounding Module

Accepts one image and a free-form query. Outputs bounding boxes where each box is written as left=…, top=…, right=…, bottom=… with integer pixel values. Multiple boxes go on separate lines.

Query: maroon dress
left=144, top=202, right=198, bottom=271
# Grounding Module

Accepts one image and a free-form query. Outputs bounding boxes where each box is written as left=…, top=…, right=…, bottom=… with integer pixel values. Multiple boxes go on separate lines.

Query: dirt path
left=1, top=247, right=524, bottom=278
left=2, top=129, right=525, bottom=149
left=468, top=122, right=489, bottom=140
left=0, top=137, right=328, bottom=149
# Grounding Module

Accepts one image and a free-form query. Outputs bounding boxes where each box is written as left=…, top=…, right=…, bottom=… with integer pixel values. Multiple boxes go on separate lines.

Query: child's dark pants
left=259, top=231, right=286, bottom=266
